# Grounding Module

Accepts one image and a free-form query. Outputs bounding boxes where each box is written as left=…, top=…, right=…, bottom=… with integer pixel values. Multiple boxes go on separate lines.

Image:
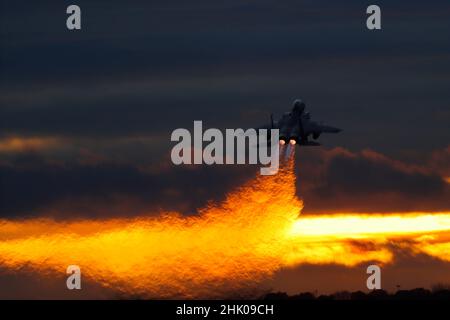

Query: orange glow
left=279, top=139, right=286, bottom=145
left=289, top=139, right=296, bottom=145
left=0, top=160, right=449, bottom=298
left=289, top=214, right=450, bottom=238
left=0, top=136, right=62, bottom=153
left=283, top=213, right=450, bottom=267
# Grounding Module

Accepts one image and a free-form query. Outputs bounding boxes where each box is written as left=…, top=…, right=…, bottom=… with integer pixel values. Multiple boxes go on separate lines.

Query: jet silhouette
left=261, top=99, right=342, bottom=146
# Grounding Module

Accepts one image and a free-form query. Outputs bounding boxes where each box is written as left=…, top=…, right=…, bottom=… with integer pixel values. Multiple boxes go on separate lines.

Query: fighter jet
left=261, top=99, right=341, bottom=146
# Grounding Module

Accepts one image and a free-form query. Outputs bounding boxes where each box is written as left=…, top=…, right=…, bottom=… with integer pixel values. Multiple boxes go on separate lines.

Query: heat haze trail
left=0, top=150, right=449, bottom=298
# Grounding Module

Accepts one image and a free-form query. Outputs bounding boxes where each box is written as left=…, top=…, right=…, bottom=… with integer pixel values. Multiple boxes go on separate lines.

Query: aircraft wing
left=317, top=124, right=342, bottom=133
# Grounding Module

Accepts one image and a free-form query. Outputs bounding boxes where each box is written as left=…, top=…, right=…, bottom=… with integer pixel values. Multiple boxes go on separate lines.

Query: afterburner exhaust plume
left=0, top=158, right=450, bottom=298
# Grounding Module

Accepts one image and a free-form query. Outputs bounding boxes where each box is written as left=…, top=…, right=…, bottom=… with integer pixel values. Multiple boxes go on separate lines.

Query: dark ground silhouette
left=263, top=287, right=450, bottom=300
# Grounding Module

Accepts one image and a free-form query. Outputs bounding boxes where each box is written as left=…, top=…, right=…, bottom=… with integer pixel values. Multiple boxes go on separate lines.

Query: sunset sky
left=0, top=0, right=449, bottom=298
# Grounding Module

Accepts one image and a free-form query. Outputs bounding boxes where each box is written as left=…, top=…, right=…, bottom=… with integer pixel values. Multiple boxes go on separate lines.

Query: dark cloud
left=0, top=154, right=257, bottom=218
left=0, top=1, right=449, bottom=216
left=1, top=146, right=448, bottom=219
left=1, top=0, right=449, bottom=156
left=268, top=252, right=450, bottom=295
left=0, top=266, right=117, bottom=299
left=322, top=151, right=444, bottom=196
left=297, top=147, right=450, bottom=213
